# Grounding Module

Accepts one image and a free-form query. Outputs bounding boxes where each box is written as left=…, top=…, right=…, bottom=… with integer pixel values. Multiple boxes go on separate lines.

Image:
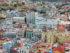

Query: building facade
left=25, top=12, right=35, bottom=24
left=26, top=28, right=34, bottom=39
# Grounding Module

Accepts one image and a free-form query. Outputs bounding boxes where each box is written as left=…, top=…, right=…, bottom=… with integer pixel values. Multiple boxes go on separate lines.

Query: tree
left=2, top=3, right=8, bottom=7
left=14, top=4, right=18, bottom=7
left=22, top=2, right=25, bottom=5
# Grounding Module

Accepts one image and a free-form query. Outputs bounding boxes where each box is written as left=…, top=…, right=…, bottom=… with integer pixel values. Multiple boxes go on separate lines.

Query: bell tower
left=41, top=25, right=47, bottom=42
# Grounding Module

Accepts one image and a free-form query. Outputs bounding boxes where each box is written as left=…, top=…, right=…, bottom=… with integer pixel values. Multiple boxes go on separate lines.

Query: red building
left=57, top=24, right=65, bottom=31
left=10, top=46, right=19, bottom=53
left=53, top=45, right=64, bottom=53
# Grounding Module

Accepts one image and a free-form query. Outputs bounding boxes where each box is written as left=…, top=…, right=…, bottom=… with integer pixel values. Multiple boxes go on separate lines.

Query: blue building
left=3, top=40, right=17, bottom=53
left=26, top=28, right=34, bottom=39
left=4, top=32, right=16, bottom=38
left=12, top=40, right=17, bottom=46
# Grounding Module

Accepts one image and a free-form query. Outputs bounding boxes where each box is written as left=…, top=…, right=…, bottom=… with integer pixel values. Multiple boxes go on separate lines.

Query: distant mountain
left=62, top=0, right=70, bottom=2
left=30, top=0, right=70, bottom=2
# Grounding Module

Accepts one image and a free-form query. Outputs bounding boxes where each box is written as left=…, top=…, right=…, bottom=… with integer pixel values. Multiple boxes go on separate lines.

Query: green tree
left=22, top=2, right=25, bottom=5
left=14, top=4, right=18, bottom=7
left=2, top=3, right=8, bottom=7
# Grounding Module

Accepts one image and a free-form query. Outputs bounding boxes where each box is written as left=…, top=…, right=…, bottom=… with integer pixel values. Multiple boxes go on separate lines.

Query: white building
left=18, top=46, right=29, bottom=53
left=16, top=29, right=25, bottom=38
left=25, top=12, right=35, bottom=24
left=35, top=12, right=59, bottom=29
left=13, top=17, right=25, bottom=23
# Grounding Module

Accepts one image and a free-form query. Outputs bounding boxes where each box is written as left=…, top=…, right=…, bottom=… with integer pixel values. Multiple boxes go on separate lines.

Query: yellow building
left=41, top=28, right=56, bottom=44
left=41, top=25, right=47, bottom=42
left=65, top=12, right=68, bottom=17
left=47, top=29, right=56, bottom=44
left=41, top=26, right=70, bottom=44
left=41, top=32, right=47, bottom=42
left=17, top=6, right=22, bottom=10
left=55, top=31, right=70, bottom=44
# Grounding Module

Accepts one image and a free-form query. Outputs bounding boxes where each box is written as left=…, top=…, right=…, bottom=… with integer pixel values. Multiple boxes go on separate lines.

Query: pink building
left=1, top=0, right=5, bottom=4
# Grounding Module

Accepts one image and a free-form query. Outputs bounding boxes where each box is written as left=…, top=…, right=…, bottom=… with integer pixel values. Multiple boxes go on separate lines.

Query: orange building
left=17, top=42, right=22, bottom=47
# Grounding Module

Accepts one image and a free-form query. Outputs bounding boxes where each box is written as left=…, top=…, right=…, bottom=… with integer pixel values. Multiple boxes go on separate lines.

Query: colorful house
left=26, top=28, right=34, bottom=39
left=53, top=45, right=64, bottom=53
left=35, top=13, right=59, bottom=29
left=25, top=12, right=35, bottom=24
left=13, top=17, right=25, bottom=23
left=4, top=32, right=17, bottom=38
left=2, top=39, right=17, bottom=53
left=57, top=24, right=65, bottom=32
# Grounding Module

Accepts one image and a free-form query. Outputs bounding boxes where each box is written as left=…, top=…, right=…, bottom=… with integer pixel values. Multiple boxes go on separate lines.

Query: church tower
left=41, top=25, right=47, bottom=42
